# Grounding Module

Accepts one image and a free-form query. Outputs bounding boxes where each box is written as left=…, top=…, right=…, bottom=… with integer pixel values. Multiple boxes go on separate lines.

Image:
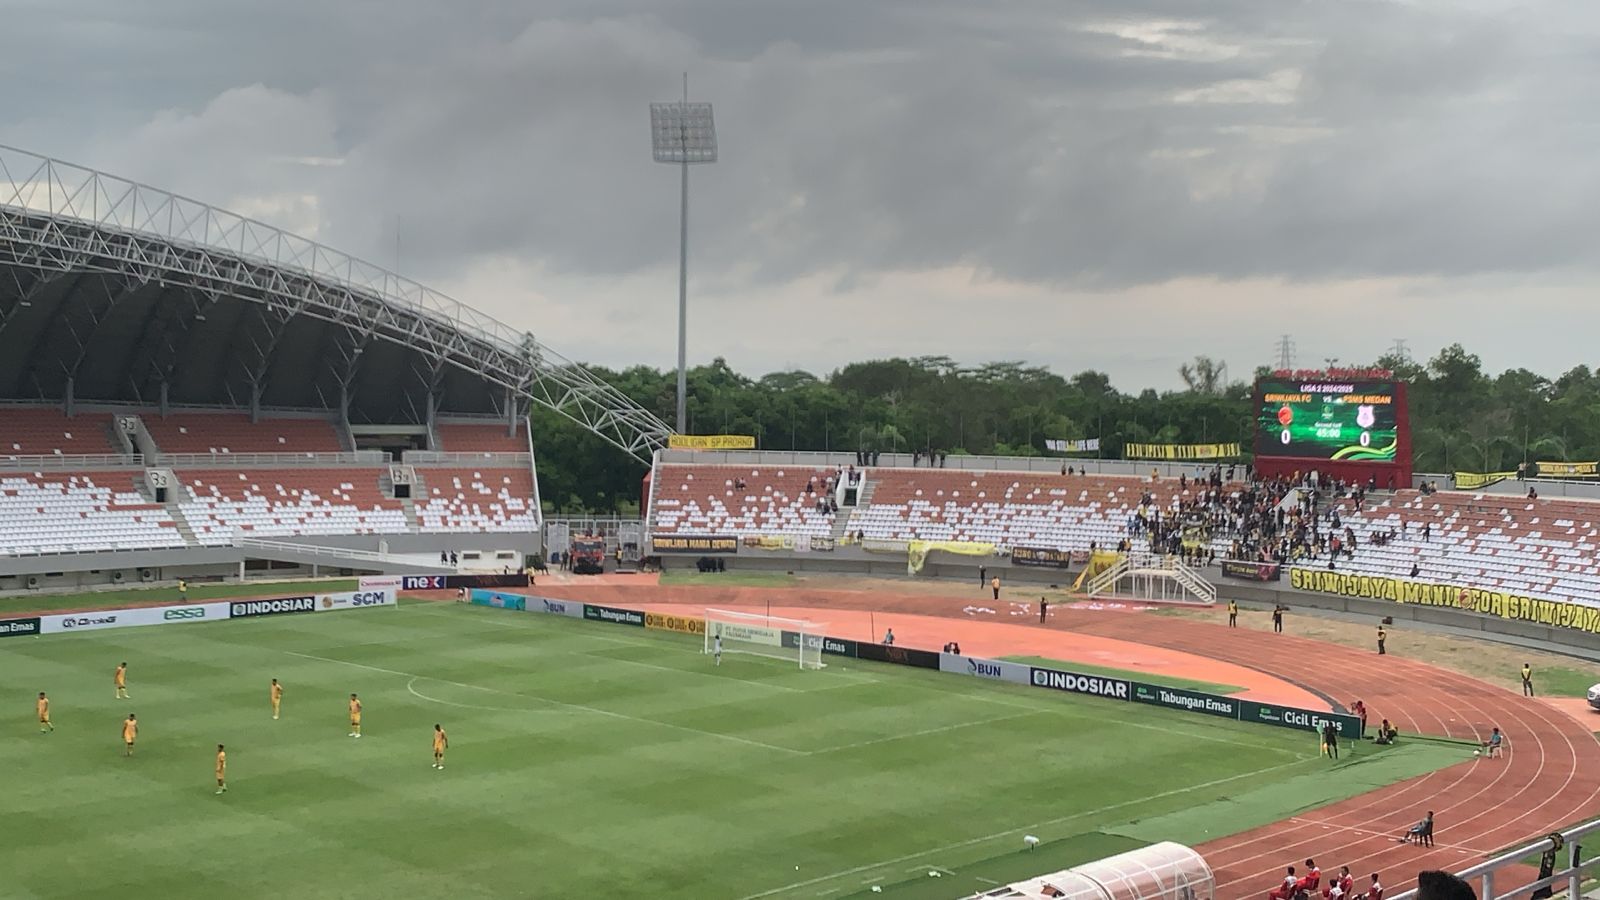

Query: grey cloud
left=7, top=0, right=1600, bottom=389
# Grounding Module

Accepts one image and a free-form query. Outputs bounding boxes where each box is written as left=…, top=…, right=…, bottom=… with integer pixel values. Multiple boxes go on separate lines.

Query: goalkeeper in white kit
left=714, top=634, right=722, bottom=666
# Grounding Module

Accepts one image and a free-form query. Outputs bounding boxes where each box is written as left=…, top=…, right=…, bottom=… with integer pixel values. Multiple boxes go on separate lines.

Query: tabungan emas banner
left=667, top=434, right=757, bottom=450
left=1290, top=567, right=1600, bottom=635
left=1123, top=442, right=1241, bottom=461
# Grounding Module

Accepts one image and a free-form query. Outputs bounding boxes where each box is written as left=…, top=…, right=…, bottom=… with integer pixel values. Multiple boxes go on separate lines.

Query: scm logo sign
left=350, top=592, right=387, bottom=607
left=163, top=607, right=206, bottom=621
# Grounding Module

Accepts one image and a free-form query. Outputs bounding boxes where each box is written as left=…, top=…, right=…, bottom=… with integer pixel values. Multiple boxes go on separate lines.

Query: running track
left=550, top=583, right=1600, bottom=899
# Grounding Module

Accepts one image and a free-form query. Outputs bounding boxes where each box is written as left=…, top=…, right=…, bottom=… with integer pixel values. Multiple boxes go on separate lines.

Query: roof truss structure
left=0, top=144, right=670, bottom=462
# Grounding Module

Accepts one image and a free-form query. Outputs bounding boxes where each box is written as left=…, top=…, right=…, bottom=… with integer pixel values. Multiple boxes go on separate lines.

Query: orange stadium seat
left=144, top=413, right=342, bottom=454
left=0, top=408, right=116, bottom=456
left=176, top=468, right=408, bottom=545
left=650, top=466, right=841, bottom=538
left=416, top=468, right=538, bottom=533
left=0, top=471, right=182, bottom=555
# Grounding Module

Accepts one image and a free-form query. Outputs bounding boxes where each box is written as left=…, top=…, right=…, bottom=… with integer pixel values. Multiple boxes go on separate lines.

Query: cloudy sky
left=5, top=0, right=1598, bottom=391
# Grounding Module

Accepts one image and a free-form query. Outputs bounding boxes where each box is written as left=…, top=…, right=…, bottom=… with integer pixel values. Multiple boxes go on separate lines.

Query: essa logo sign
left=163, top=607, right=206, bottom=621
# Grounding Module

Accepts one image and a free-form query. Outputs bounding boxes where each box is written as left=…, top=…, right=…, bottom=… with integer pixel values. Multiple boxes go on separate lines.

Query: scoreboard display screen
left=1255, top=380, right=1398, bottom=462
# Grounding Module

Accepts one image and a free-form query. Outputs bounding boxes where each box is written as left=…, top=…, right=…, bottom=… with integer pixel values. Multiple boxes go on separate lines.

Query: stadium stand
left=436, top=422, right=528, bottom=454
left=176, top=469, right=409, bottom=544
left=415, top=468, right=539, bottom=533
left=0, top=471, right=182, bottom=554
left=650, top=465, right=839, bottom=538
left=849, top=469, right=1225, bottom=551
left=1325, top=489, right=1600, bottom=605
left=143, top=413, right=343, bottom=454
left=0, top=408, right=116, bottom=456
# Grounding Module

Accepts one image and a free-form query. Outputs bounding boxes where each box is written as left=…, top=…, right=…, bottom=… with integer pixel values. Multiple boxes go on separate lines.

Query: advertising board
left=313, top=588, right=396, bottom=612
left=42, top=602, right=233, bottom=635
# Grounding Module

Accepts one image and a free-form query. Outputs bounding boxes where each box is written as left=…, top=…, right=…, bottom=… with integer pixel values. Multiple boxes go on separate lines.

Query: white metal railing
left=1085, top=557, right=1132, bottom=595
left=1386, top=818, right=1600, bottom=900
left=403, top=451, right=532, bottom=466
left=232, top=537, right=409, bottom=563
left=655, top=449, right=1234, bottom=480
left=157, top=451, right=390, bottom=468
left=0, top=453, right=143, bottom=469
left=0, top=540, right=190, bottom=558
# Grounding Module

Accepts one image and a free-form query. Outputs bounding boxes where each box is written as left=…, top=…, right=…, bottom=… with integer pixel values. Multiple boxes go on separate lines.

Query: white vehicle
left=1587, top=683, right=1600, bottom=710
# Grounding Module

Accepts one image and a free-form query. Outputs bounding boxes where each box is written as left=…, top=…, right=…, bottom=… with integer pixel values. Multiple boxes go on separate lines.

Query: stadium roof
left=0, top=144, right=670, bottom=461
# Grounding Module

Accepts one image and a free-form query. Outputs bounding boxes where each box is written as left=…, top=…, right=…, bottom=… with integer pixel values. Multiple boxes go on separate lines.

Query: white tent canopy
left=962, top=841, right=1213, bottom=900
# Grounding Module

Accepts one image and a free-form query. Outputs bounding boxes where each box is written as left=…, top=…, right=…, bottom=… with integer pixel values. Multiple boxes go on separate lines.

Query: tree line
left=533, top=344, right=1581, bottom=514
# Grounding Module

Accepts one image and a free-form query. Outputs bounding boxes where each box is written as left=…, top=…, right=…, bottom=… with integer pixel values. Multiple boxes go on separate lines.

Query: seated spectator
left=1323, top=866, right=1354, bottom=900
left=1303, top=860, right=1322, bottom=891
left=1415, top=870, right=1473, bottom=900
left=1373, top=719, right=1397, bottom=744
left=1268, top=867, right=1298, bottom=900
left=1482, top=727, right=1504, bottom=758
left=1360, top=874, right=1383, bottom=900
left=1400, top=810, right=1435, bottom=846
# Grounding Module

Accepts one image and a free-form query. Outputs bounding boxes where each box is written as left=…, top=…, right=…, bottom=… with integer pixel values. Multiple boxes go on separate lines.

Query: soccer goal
left=704, top=608, right=827, bottom=669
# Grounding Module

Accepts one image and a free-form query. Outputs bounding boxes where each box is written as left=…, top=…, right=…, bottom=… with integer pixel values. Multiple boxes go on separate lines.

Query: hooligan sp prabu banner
left=667, top=434, right=757, bottom=450
left=1290, top=567, right=1600, bottom=635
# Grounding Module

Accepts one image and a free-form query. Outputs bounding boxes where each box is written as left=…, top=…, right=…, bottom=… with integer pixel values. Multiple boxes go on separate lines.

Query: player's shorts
left=351, top=717, right=361, bottom=726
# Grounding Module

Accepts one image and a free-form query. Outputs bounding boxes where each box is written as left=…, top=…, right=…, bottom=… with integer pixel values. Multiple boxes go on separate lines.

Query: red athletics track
left=534, top=582, right=1600, bottom=900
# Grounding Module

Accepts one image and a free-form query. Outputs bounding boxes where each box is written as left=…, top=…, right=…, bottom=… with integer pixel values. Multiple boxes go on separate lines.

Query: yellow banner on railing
left=1072, top=550, right=1123, bottom=591
left=668, top=434, right=757, bottom=450
left=1536, top=461, right=1599, bottom=478
left=1123, top=442, right=1241, bottom=461
left=1290, top=568, right=1600, bottom=635
left=906, top=540, right=995, bottom=574
left=1454, top=471, right=1517, bottom=489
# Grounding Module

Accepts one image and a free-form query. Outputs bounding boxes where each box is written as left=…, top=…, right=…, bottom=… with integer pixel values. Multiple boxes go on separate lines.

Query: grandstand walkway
left=538, top=580, right=1600, bottom=899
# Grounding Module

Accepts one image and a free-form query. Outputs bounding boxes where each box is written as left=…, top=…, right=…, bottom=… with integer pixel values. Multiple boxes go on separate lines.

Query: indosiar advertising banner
left=855, top=642, right=940, bottom=670
left=231, top=596, right=316, bottom=619
left=469, top=590, right=527, bottom=611
left=938, top=654, right=1032, bottom=685
left=1028, top=666, right=1132, bottom=700
left=583, top=604, right=646, bottom=627
left=1237, top=699, right=1362, bottom=738
left=1131, top=682, right=1240, bottom=719
left=313, top=587, right=396, bottom=612
left=1290, top=567, right=1600, bottom=636
left=781, top=631, right=858, bottom=659
left=645, top=611, right=706, bottom=636
left=43, top=601, right=233, bottom=635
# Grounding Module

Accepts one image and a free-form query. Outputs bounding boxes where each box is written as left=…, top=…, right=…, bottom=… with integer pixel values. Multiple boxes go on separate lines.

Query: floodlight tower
left=650, top=74, right=717, bottom=435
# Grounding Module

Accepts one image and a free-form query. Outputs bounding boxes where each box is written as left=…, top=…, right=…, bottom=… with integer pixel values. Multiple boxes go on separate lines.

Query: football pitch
left=0, top=600, right=1463, bottom=899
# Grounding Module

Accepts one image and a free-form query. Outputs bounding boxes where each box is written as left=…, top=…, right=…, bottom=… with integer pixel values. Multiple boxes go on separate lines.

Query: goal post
left=704, top=608, right=826, bottom=669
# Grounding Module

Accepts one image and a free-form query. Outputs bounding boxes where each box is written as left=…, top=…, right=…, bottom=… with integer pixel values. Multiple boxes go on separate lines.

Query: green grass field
left=0, top=601, right=1463, bottom=899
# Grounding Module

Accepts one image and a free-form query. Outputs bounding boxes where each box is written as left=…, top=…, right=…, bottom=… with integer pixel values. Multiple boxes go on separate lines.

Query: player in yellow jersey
left=37, top=692, right=53, bottom=733
left=432, top=724, right=448, bottom=769
left=215, top=744, right=228, bottom=794
left=122, top=713, right=138, bottom=756
left=270, top=678, right=283, bottom=720
left=114, top=662, right=129, bottom=699
left=348, top=693, right=362, bottom=738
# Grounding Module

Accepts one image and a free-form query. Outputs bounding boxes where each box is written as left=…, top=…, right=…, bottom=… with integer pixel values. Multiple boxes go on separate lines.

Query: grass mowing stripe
left=282, top=649, right=810, bottom=755
left=735, top=756, right=1318, bottom=900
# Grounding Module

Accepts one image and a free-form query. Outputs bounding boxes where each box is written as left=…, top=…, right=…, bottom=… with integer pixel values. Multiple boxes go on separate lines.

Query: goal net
left=704, top=608, right=826, bottom=670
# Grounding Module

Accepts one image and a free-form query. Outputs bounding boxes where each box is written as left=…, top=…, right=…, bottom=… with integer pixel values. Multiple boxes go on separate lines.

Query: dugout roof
left=0, top=145, right=668, bottom=459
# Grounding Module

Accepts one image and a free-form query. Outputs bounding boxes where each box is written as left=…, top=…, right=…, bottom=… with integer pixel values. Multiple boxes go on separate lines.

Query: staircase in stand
left=834, top=476, right=875, bottom=541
